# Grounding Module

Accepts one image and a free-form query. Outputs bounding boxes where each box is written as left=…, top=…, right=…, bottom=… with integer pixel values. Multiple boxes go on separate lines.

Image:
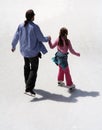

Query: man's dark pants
left=24, top=56, right=39, bottom=91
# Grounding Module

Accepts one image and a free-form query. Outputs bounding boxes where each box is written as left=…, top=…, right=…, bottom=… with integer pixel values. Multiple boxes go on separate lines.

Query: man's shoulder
left=32, top=22, right=40, bottom=28
left=29, top=22, right=39, bottom=29
left=18, top=23, right=24, bottom=29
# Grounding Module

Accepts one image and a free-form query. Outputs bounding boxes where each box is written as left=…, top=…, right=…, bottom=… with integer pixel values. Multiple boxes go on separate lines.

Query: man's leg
left=24, top=57, right=30, bottom=84
left=26, top=57, right=39, bottom=91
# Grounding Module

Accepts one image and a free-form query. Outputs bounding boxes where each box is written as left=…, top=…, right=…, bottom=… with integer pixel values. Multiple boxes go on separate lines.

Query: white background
left=0, top=0, right=102, bottom=130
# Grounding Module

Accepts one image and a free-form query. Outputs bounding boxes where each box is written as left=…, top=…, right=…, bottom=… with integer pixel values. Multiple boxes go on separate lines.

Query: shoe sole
left=24, top=92, right=36, bottom=97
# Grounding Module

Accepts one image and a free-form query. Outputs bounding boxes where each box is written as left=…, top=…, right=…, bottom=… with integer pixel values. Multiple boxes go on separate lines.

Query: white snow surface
left=0, top=0, right=102, bottom=130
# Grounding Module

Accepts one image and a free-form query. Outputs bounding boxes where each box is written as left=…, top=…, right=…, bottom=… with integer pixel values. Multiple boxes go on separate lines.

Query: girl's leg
left=58, top=65, right=64, bottom=82
left=64, top=66, right=73, bottom=86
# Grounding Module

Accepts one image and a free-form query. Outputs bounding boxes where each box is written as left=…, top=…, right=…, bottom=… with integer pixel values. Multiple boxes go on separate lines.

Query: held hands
left=48, top=36, right=51, bottom=42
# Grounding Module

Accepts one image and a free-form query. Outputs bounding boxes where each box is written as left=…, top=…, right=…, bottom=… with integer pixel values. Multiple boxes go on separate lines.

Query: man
left=11, top=9, right=50, bottom=95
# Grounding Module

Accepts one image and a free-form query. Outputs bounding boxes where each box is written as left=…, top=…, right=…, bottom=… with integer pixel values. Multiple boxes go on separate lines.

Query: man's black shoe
left=30, top=90, right=36, bottom=95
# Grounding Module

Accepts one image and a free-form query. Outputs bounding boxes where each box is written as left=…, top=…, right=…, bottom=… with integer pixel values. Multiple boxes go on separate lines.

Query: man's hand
left=48, top=36, right=51, bottom=41
left=11, top=48, right=15, bottom=52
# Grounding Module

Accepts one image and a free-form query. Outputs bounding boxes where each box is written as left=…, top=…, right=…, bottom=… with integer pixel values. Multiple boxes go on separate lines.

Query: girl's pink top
left=49, top=38, right=80, bottom=56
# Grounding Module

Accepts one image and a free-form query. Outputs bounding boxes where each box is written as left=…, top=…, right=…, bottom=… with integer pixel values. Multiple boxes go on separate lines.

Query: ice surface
left=0, top=0, right=102, bottom=130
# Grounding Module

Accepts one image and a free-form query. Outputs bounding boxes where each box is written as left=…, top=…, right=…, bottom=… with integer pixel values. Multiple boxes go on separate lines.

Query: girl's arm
left=68, top=40, right=80, bottom=56
left=35, top=25, right=50, bottom=42
left=48, top=39, right=58, bottom=49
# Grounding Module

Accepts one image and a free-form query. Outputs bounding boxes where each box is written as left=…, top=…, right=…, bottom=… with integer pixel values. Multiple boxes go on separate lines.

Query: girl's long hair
left=24, top=9, right=35, bottom=27
left=58, top=27, right=69, bottom=47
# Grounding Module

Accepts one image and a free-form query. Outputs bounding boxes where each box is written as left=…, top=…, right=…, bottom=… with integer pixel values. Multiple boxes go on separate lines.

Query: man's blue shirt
left=12, top=21, right=49, bottom=57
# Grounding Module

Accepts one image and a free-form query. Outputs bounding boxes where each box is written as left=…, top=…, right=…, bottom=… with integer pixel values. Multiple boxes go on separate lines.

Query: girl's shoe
left=58, top=81, right=65, bottom=87
left=67, top=84, right=76, bottom=92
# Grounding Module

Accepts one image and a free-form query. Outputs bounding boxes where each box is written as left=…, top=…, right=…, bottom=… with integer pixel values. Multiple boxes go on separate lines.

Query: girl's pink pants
left=58, top=65, right=73, bottom=86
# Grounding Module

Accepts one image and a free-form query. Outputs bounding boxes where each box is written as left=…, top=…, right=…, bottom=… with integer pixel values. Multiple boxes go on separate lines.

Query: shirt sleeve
left=35, top=25, right=49, bottom=42
left=11, top=26, right=20, bottom=49
left=68, top=40, right=80, bottom=56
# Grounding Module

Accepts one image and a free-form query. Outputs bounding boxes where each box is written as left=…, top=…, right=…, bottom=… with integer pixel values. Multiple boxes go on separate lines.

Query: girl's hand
left=77, top=53, right=80, bottom=56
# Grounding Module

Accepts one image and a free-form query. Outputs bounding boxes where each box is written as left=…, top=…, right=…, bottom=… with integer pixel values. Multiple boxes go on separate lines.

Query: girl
left=48, top=27, right=80, bottom=91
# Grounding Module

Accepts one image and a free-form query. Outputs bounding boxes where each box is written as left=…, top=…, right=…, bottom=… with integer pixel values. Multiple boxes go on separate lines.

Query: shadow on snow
left=30, top=88, right=100, bottom=103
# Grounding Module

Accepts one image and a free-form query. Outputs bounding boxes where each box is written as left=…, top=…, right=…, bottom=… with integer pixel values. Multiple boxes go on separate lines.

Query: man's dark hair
left=24, top=9, right=35, bottom=27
